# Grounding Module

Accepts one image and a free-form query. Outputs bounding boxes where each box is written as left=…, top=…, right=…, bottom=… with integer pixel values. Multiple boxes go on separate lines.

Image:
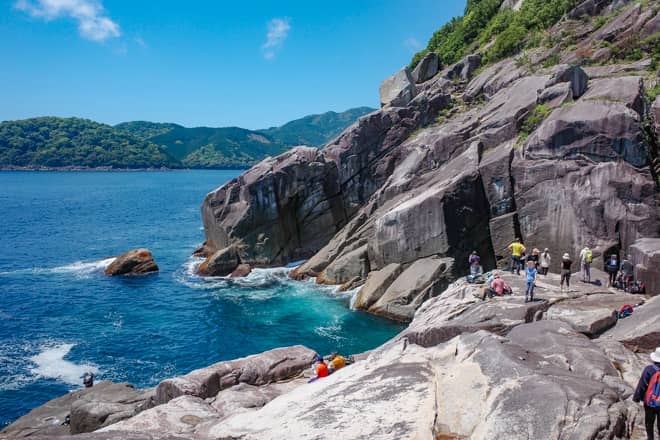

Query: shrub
left=488, top=21, right=527, bottom=61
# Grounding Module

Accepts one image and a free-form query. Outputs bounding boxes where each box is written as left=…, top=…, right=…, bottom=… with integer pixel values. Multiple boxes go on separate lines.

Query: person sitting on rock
left=308, top=354, right=329, bottom=383
left=633, top=347, right=660, bottom=440
left=525, top=261, right=537, bottom=303
left=508, top=238, right=526, bottom=275
left=539, top=248, right=551, bottom=276
left=468, top=262, right=484, bottom=283
left=328, top=352, right=346, bottom=374
left=482, top=274, right=506, bottom=300
left=560, top=253, right=572, bottom=292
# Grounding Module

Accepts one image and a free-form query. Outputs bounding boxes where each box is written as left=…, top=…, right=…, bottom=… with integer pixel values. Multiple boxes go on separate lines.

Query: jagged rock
left=641, top=11, right=660, bottom=38
left=1, top=381, right=154, bottom=437
left=379, top=68, right=416, bottom=107
left=98, top=396, right=217, bottom=436
left=489, top=212, right=520, bottom=268
left=230, top=263, right=252, bottom=278
left=537, top=81, right=573, bottom=108
left=524, top=100, right=646, bottom=166
left=546, top=64, right=589, bottom=99
left=316, top=244, right=368, bottom=285
left=581, top=76, right=645, bottom=115
left=602, top=295, right=660, bottom=351
left=196, top=246, right=239, bottom=277
left=479, top=141, right=515, bottom=217
left=544, top=293, right=643, bottom=337
left=652, top=96, right=660, bottom=139
left=353, top=263, right=403, bottom=310
left=155, top=345, right=316, bottom=404
left=369, top=256, right=454, bottom=322
left=463, top=58, right=526, bottom=102
left=445, top=53, right=482, bottom=81
left=203, top=330, right=637, bottom=440
left=411, top=52, right=439, bottom=83
left=595, top=2, right=642, bottom=42
left=104, top=249, right=158, bottom=276
left=583, top=59, right=652, bottom=78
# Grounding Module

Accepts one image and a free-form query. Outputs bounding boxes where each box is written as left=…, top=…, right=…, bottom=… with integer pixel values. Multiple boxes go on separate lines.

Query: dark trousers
left=561, top=270, right=571, bottom=288
left=511, top=256, right=521, bottom=274
left=540, top=267, right=549, bottom=275
left=645, top=405, right=660, bottom=440
left=608, top=271, right=617, bottom=286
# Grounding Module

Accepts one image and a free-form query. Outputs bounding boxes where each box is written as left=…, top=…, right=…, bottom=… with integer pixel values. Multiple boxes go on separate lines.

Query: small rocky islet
left=3, top=0, right=660, bottom=438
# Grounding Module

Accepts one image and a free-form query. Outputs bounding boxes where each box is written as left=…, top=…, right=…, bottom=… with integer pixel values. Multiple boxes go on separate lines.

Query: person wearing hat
left=560, top=253, right=572, bottom=292
left=538, top=248, right=551, bottom=276
left=633, top=348, right=660, bottom=439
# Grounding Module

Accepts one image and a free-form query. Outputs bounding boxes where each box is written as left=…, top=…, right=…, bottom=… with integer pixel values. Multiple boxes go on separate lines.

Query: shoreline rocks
left=104, top=249, right=158, bottom=276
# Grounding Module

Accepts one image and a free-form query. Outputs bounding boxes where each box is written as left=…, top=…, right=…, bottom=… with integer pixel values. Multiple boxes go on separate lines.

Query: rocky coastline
left=3, top=0, right=660, bottom=438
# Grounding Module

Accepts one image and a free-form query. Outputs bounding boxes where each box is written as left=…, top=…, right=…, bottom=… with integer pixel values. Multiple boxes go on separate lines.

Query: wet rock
left=411, top=52, right=439, bottom=83
left=353, top=263, right=403, bottom=310
left=155, top=345, right=316, bottom=404
left=379, top=68, right=417, bottom=107
left=104, top=249, right=158, bottom=276
left=369, top=256, right=454, bottom=322
left=316, top=244, right=368, bottom=285
left=230, top=263, right=252, bottom=278
left=544, top=292, right=643, bottom=337
left=1, top=381, right=154, bottom=437
left=196, top=246, right=239, bottom=277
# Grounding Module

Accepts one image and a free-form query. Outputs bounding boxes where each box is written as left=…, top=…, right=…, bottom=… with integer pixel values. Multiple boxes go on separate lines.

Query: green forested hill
left=0, top=117, right=178, bottom=169
left=0, top=107, right=374, bottom=169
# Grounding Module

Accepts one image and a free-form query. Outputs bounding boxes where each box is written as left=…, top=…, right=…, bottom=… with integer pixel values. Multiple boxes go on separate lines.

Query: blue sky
left=1, top=0, right=464, bottom=128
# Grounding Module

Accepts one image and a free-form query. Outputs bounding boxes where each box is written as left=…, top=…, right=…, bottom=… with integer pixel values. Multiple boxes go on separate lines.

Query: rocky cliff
left=199, top=0, right=659, bottom=322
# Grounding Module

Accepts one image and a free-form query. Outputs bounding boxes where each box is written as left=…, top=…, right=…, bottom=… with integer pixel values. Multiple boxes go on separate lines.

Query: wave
left=0, top=258, right=115, bottom=279
left=28, top=343, right=99, bottom=386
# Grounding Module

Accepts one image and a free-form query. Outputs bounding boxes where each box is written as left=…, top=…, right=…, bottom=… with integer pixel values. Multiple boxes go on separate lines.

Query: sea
left=0, top=170, right=403, bottom=428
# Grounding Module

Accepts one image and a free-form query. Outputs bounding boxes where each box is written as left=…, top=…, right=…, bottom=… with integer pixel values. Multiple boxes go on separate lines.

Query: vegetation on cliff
left=0, top=107, right=374, bottom=169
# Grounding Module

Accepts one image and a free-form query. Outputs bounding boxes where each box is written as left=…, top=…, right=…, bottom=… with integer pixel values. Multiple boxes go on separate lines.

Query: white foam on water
left=28, top=343, right=99, bottom=386
left=0, top=258, right=115, bottom=279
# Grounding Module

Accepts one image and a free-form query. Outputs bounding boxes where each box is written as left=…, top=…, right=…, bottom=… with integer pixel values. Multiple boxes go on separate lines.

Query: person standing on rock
left=539, top=248, right=551, bottom=276
left=525, top=261, right=537, bottom=303
left=560, top=253, right=572, bottom=292
left=528, top=248, right=540, bottom=269
left=508, top=238, right=526, bottom=275
left=621, top=255, right=634, bottom=290
left=579, top=246, right=593, bottom=283
left=633, top=347, right=660, bottom=440
left=606, top=254, right=620, bottom=287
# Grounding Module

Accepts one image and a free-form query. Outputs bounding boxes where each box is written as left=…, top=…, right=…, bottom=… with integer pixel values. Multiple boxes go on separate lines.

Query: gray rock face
left=411, top=52, right=439, bottom=83
left=602, top=295, right=660, bottom=351
left=195, top=246, right=239, bottom=276
left=155, top=345, right=316, bottom=404
left=104, top=249, right=158, bottom=276
left=316, top=244, right=368, bottom=285
left=445, top=53, right=482, bottom=81
left=369, top=255, right=454, bottom=322
left=537, top=81, right=573, bottom=108
left=379, top=68, right=417, bottom=107
left=544, top=292, right=642, bottom=337
left=630, top=238, right=660, bottom=296
left=1, top=381, right=154, bottom=437
left=581, top=76, right=645, bottom=115
left=546, top=64, right=589, bottom=99
left=353, top=263, right=402, bottom=310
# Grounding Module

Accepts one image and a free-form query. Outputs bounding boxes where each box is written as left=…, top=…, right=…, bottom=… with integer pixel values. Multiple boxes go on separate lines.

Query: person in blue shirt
left=633, top=347, right=660, bottom=440
left=525, top=261, right=537, bottom=303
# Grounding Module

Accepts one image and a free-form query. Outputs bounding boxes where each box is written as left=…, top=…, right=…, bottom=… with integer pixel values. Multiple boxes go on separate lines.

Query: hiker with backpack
left=633, top=347, right=660, bottom=439
left=579, top=246, right=593, bottom=283
left=606, top=254, right=620, bottom=287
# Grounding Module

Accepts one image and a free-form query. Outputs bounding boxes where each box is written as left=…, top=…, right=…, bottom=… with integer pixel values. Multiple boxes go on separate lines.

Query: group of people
left=308, top=352, right=348, bottom=383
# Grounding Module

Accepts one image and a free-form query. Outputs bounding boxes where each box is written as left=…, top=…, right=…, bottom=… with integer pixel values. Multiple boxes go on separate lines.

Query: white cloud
left=15, top=0, right=120, bottom=42
left=134, top=36, right=147, bottom=48
left=404, top=37, right=421, bottom=52
left=262, top=17, right=290, bottom=60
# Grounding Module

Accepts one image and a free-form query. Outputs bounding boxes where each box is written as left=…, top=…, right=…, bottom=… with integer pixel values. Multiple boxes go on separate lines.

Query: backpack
left=618, top=304, right=633, bottom=319
left=645, top=366, right=660, bottom=409
left=584, top=249, right=593, bottom=263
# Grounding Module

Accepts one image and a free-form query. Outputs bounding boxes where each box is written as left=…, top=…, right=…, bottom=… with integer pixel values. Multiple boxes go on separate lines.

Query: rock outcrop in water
left=104, top=249, right=158, bottom=276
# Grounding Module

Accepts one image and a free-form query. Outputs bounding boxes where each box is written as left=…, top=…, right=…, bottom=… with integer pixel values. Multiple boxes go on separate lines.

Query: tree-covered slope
left=0, top=117, right=178, bottom=169
left=0, top=107, right=374, bottom=169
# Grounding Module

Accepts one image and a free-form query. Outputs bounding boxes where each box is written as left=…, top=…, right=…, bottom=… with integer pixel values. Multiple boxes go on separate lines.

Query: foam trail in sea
left=29, top=344, right=99, bottom=386
left=0, top=258, right=115, bottom=279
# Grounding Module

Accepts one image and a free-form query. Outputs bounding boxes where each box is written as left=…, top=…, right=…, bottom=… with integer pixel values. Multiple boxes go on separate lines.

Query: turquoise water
left=0, top=171, right=403, bottom=427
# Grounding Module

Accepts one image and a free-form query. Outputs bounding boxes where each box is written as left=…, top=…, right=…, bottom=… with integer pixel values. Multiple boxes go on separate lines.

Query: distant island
left=0, top=107, right=374, bottom=169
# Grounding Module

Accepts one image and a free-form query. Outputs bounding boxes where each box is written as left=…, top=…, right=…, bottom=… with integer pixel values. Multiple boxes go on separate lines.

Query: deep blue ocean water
left=0, top=171, right=403, bottom=427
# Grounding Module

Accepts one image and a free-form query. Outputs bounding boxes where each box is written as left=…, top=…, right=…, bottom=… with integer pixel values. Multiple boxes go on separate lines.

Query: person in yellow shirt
left=328, top=352, right=345, bottom=373
left=508, top=238, right=526, bottom=275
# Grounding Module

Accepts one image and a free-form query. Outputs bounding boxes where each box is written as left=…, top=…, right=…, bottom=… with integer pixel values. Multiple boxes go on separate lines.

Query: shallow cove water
left=0, top=171, right=404, bottom=427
